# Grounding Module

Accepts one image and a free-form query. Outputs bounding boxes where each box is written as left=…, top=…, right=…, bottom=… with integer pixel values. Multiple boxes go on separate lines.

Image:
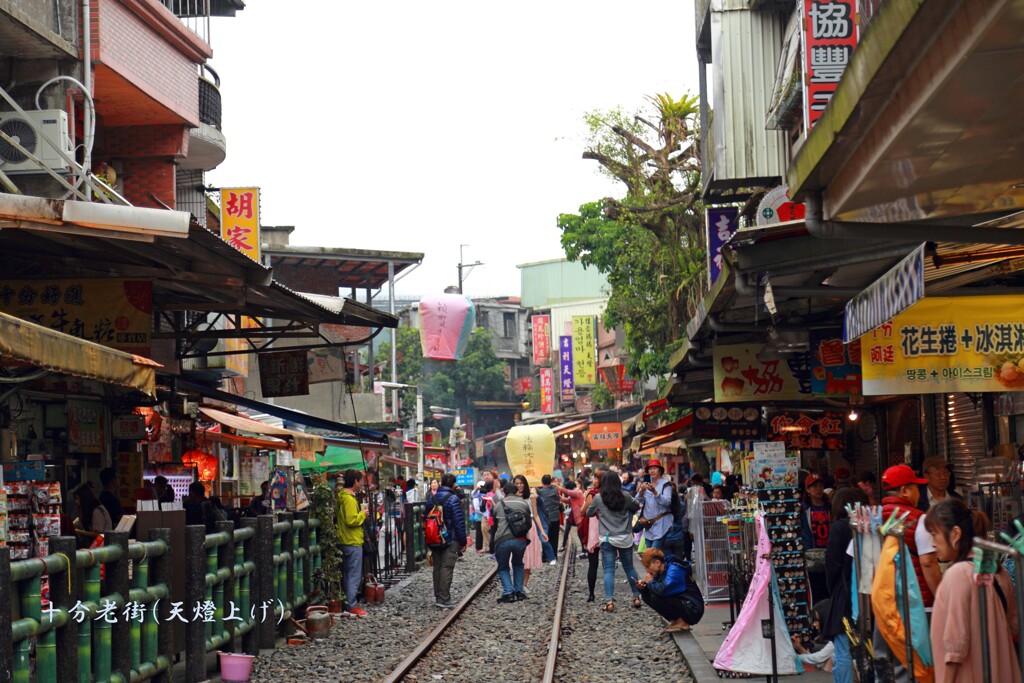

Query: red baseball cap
left=882, top=464, right=928, bottom=489
left=804, top=474, right=823, bottom=489
left=647, top=459, right=664, bottom=471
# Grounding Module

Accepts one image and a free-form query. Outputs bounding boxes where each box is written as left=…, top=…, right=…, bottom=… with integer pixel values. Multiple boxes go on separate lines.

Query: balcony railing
left=162, top=0, right=211, bottom=46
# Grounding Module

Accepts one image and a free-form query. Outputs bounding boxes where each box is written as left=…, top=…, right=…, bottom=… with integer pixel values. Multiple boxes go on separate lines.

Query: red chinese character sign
left=506, top=424, right=555, bottom=487
left=802, top=0, right=859, bottom=129
left=219, top=188, right=260, bottom=261
left=532, top=315, right=551, bottom=366
left=713, top=343, right=812, bottom=402
left=418, top=293, right=475, bottom=361
left=809, top=329, right=862, bottom=396
left=540, top=367, right=555, bottom=414
left=767, top=409, right=846, bottom=451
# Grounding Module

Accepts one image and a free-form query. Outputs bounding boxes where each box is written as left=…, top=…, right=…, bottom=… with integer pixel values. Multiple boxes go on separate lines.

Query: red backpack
left=424, top=493, right=451, bottom=548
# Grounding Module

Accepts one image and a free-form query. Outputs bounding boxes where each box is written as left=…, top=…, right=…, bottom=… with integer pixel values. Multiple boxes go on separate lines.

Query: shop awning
left=196, top=429, right=287, bottom=450
left=198, top=406, right=324, bottom=461
left=298, top=445, right=364, bottom=473
left=0, top=310, right=159, bottom=396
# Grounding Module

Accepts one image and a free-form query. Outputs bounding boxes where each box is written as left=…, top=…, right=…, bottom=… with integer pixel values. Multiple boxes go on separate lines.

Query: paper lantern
left=182, top=449, right=218, bottom=482
left=418, top=293, right=475, bottom=360
left=506, top=424, right=555, bottom=487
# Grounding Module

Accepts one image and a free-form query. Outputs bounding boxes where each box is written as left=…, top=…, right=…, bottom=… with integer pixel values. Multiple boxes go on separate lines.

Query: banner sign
left=751, top=441, right=799, bottom=489
left=572, top=316, right=597, bottom=385
left=767, top=409, right=845, bottom=450
left=810, top=329, right=863, bottom=396
left=539, top=367, right=555, bottom=414
left=513, top=377, right=534, bottom=395
left=68, top=399, right=105, bottom=454
left=220, top=187, right=260, bottom=261
left=558, top=336, right=575, bottom=402
left=802, top=0, right=859, bottom=129
left=693, top=404, right=764, bottom=441
left=844, top=244, right=925, bottom=343
left=588, top=422, right=623, bottom=450
left=706, top=207, right=739, bottom=288
left=0, top=278, right=153, bottom=355
left=861, top=295, right=1024, bottom=394
left=258, top=349, right=310, bottom=398
left=531, top=315, right=551, bottom=366
left=713, top=344, right=812, bottom=402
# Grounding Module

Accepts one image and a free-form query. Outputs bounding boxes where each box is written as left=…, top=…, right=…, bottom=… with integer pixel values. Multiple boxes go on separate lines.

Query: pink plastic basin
left=218, top=651, right=255, bottom=682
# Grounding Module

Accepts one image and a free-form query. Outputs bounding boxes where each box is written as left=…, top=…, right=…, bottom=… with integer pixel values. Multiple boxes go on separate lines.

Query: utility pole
left=457, top=244, right=483, bottom=294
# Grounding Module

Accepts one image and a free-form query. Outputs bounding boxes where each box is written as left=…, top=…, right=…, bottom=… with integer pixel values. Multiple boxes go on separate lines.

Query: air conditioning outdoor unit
left=0, top=109, right=73, bottom=174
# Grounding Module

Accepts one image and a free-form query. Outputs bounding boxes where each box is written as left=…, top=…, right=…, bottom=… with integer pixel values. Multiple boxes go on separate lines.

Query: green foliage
left=308, top=474, right=343, bottom=601
left=560, top=92, right=704, bottom=381
left=590, top=382, right=613, bottom=410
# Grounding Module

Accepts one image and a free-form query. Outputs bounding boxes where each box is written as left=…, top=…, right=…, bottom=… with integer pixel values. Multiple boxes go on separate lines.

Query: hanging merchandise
left=418, top=293, right=475, bottom=361
left=505, top=424, right=555, bottom=487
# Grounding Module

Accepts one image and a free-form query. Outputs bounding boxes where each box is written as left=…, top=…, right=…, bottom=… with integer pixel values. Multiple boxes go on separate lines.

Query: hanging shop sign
left=706, top=207, right=739, bottom=288
left=861, top=295, right=1024, bottom=395
left=693, top=404, right=764, bottom=441
left=112, top=414, right=146, bottom=440
left=68, top=399, right=105, bottom=454
left=571, top=316, right=597, bottom=385
left=643, top=398, right=670, bottom=421
left=540, top=367, right=555, bottom=414
left=713, top=344, right=812, bottom=403
left=756, top=185, right=805, bottom=226
left=588, top=422, right=623, bottom=450
left=801, top=0, right=859, bottom=130
left=810, top=329, right=862, bottom=396
left=766, top=409, right=845, bottom=451
left=0, top=278, right=153, bottom=355
left=219, top=187, right=261, bottom=261
left=844, top=244, right=925, bottom=343
left=751, top=441, right=799, bottom=489
left=558, top=335, right=575, bottom=403
left=532, top=315, right=551, bottom=366
left=258, top=349, right=310, bottom=398
left=599, top=364, right=636, bottom=397
left=307, top=347, right=345, bottom=384
left=513, top=377, right=534, bottom=395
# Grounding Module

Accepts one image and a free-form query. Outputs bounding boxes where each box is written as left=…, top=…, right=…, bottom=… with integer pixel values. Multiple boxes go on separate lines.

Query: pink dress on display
left=523, top=491, right=544, bottom=570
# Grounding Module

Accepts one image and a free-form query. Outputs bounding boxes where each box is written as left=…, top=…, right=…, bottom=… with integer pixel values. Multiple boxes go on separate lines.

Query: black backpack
left=502, top=500, right=532, bottom=537
left=537, top=485, right=561, bottom=523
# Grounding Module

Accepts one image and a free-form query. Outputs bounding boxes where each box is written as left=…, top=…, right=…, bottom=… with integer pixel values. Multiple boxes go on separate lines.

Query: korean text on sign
left=572, top=316, right=597, bottom=385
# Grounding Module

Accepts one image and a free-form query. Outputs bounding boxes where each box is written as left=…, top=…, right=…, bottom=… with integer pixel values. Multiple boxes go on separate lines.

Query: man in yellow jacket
left=336, top=469, right=367, bottom=618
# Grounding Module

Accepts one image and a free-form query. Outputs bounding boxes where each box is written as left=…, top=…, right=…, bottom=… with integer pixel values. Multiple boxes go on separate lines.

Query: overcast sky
left=207, top=1, right=699, bottom=300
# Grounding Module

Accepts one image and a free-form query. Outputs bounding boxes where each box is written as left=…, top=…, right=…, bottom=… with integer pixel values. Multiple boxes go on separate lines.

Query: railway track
left=381, top=544, right=575, bottom=683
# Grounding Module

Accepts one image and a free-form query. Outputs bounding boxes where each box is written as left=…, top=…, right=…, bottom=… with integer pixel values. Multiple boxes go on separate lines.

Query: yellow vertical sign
left=572, top=315, right=596, bottom=385
left=219, top=187, right=261, bottom=261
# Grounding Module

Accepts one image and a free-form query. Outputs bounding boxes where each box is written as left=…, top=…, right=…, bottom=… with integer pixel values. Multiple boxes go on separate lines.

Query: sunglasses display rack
left=757, top=485, right=812, bottom=637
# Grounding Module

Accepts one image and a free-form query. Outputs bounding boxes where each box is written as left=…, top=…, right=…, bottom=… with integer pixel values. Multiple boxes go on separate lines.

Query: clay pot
left=327, top=599, right=343, bottom=613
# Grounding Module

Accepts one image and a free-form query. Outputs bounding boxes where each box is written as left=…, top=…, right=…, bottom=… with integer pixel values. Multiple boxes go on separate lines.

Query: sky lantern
left=506, top=424, right=555, bottom=487
left=418, top=293, right=475, bottom=361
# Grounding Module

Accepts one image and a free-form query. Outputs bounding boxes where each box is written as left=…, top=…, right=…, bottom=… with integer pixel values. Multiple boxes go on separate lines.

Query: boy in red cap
left=879, top=464, right=935, bottom=605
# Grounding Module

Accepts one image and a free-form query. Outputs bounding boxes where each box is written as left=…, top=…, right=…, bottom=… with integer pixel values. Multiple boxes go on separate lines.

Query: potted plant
left=308, top=474, right=344, bottom=612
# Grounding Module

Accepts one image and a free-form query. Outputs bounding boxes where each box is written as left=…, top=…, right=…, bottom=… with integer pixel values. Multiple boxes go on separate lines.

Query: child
left=791, top=600, right=835, bottom=673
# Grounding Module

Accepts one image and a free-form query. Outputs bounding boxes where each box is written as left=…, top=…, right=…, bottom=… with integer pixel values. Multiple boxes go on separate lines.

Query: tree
left=559, top=93, right=705, bottom=381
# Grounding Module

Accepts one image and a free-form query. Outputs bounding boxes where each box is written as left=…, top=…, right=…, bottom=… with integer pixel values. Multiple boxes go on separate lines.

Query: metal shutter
left=943, top=393, right=986, bottom=493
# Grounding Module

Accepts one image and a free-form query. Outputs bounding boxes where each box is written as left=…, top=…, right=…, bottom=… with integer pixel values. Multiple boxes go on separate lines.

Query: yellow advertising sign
left=0, top=279, right=152, bottom=355
left=860, top=296, right=1024, bottom=395
left=220, top=187, right=261, bottom=261
left=572, top=315, right=596, bottom=385
left=505, top=424, right=555, bottom=487
left=224, top=316, right=257, bottom=377
left=713, top=343, right=809, bottom=402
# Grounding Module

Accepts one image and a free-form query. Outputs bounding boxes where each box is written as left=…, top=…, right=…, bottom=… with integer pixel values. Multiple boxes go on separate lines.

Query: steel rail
left=381, top=563, right=498, bottom=683
left=541, top=542, right=574, bottom=683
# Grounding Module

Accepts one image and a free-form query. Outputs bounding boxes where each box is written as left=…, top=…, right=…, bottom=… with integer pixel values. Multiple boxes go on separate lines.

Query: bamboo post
left=217, top=520, right=236, bottom=651
left=184, top=525, right=207, bottom=683
left=240, top=518, right=258, bottom=655
left=255, top=515, right=275, bottom=650
left=106, top=531, right=131, bottom=681
left=148, top=528, right=172, bottom=683
left=0, top=549, right=11, bottom=682
left=50, top=535, right=80, bottom=683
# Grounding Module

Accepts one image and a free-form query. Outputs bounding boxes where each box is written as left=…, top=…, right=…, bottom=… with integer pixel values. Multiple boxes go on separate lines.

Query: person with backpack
left=336, top=469, right=368, bottom=618
left=637, top=547, right=705, bottom=633
left=537, top=474, right=563, bottom=562
left=584, top=469, right=642, bottom=612
left=493, top=481, right=533, bottom=603
left=423, top=473, right=467, bottom=608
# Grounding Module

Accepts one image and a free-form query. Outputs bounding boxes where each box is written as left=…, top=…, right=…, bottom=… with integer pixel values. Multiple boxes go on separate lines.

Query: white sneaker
left=549, top=560, right=557, bottom=565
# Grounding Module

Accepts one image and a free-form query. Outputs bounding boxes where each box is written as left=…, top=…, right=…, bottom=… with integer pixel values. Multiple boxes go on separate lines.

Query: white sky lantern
left=506, top=424, right=555, bottom=487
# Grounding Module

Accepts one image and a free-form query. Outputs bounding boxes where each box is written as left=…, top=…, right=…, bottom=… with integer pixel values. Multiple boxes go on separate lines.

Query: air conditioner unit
left=0, top=109, right=73, bottom=174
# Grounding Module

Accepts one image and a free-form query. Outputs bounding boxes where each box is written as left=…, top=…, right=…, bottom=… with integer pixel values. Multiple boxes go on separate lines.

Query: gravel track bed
left=248, top=550, right=497, bottom=683
left=554, top=541, right=695, bottom=683
left=404, top=558, right=560, bottom=682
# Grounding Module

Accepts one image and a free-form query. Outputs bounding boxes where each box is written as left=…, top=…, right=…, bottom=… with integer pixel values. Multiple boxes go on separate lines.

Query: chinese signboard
left=112, top=414, right=146, bottom=440
left=860, top=295, right=1024, bottom=395
left=572, top=316, right=597, bottom=385
left=220, top=187, right=260, bottom=261
left=513, top=377, right=534, bottom=395
left=599, top=364, right=636, bottom=397
left=532, top=315, right=551, bottom=366
left=258, top=349, right=310, bottom=398
left=767, top=409, right=846, bottom=450
left=751, top=441, right=799, bottom=489
left=692, top=404, right=764, bottom=441
left=844, top=245, right=925, bottom=343
left=802, top=0, right=859, bottom=129
left=588, top=422, right=623, bottom=450
left=68, top=399, right=105, bottom=454
left=540, top=367, right=555, bottom=414
left=713, top=344, right=812, bottom=402
left=706, top=207, right=739, bottom=288
left=0, top=279, right=153, bottom=355
left=810, top=329, right=862, bottom=396
left=558, top=336, right=575, bottom=403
